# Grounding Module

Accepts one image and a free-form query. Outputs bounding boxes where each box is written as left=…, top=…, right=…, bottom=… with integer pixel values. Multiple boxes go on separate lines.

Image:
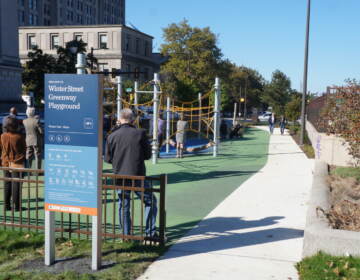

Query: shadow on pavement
left=162, top=216, right=303, bottom=259
left=167, top=170, right=259, bottom=184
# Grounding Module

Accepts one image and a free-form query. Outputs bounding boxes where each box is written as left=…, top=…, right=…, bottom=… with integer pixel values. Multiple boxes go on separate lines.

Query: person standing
left=279, top=115, right=287, bottom=135
left=1, top=117, right=26, bottom=211
left=220, top=120, right=228, bottom=139
left=176, top=113, right=188, bottom=158
left=2, top=107, right=19, bottom=133
left=23, top=107, right=43, bottom=169
left=268, top=113, right=276, bottom=134
left=157, top=116, right=165, bottom=156
left=105, top=108, right=157, bottom=237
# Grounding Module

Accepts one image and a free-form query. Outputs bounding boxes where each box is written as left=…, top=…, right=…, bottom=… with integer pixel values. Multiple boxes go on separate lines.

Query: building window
left=74, top=33, right=82, bottom=41
left=135, top=38, right=140, bottom=54
left=18, top=11, right=25, bottom=25
left=144, top=68, right=149, bottom=80
left=29, top=0, right=33, bottom=9
left=51, top=34, right=59, bottom=49
left=29, top=14, right=34, bottom=25
left=144, top=41, right=149, bottom=56
left=126, top=64, right=131, bottom=77
left=98, top=63, right=108, bottom=72
left=99, top=34, right=107, bottom=49
left=125, top=34, right=131, bottom=51
left=27, top=35, right=37, bottom=49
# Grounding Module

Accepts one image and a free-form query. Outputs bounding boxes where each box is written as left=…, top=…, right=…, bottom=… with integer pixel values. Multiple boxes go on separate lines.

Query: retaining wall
left=303, top=160, right=360, bottom=257
left=306, top=120, right=356, bottom=167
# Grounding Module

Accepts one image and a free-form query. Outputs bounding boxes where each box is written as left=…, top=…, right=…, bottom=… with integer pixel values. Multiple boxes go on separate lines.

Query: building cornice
left=19, top=24, right=154, bottom=39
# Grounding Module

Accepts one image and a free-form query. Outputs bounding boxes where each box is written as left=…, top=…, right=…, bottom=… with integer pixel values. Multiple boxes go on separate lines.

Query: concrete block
left=303, top=160, right=360, bottom=257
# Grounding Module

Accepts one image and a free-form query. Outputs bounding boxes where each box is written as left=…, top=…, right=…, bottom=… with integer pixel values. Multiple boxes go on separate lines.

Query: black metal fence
left=307, top=95, right=327, bottom=133
left=0, top=167, right=166, bottom=245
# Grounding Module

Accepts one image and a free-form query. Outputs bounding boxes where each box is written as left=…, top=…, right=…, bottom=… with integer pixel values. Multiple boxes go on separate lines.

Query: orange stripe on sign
left=45, top=203, right=98, bottom=216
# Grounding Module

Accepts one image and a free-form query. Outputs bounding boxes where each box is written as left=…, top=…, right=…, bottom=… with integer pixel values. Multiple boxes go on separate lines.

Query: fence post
left=159, top=174, right=167, bottom=246
left=45, top=210, right=55, bottom=265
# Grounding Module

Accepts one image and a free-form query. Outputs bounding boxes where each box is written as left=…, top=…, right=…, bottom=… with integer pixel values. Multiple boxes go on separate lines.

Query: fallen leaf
left=24, top=234, right=31, bottom=239
left=333, top=267, right=340, bottom=276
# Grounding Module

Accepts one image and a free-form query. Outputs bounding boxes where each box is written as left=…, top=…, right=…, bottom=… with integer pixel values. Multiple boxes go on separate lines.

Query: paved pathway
left=138, top=127, right=314, bottom=280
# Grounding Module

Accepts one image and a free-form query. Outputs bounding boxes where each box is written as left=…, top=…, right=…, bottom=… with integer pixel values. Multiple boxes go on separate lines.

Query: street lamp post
left=300, top=0, right=311, bottom=145
left=90, top=47, right=108, bottom=73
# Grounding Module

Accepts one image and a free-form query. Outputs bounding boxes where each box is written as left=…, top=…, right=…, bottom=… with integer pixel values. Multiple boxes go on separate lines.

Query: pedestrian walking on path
left=268, top=113, right=276, bottom=134
left=138, top=126, right=313, bottom=280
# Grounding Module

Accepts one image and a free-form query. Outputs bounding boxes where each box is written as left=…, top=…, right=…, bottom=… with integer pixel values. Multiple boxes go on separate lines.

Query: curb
left=303, top=160, right=360, bottom=257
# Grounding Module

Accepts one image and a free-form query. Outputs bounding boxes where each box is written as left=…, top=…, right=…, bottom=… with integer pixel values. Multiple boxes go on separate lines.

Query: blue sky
left=127, top=0, right=360, bottom=94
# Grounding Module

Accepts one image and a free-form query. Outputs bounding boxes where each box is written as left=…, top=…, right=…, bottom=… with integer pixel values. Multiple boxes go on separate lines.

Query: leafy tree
left=55, top=39, right=96, bottom=73
left=22, top=46, right=57, bottom=105
left=319, top=81, right=360, bottom=164
left=285, top=94, right=302, bottom=121
left=160, top=20, right=223, bottom=101
left=222, top=63, right=265, bottom=115
left=261, top=70, right=294, bottom=115
left=22, top=40, right=97, bottom=106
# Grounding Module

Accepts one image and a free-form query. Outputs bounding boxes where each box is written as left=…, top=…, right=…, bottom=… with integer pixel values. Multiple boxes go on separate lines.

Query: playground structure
left=103, top=74, right=222, bottom=164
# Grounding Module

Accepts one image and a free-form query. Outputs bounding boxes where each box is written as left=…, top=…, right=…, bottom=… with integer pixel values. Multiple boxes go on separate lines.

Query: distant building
left=17, top=0, right=125, bottom=26
left=19, top=25, right=161, bottom=81
left=0, top=0, right=23, bottom=110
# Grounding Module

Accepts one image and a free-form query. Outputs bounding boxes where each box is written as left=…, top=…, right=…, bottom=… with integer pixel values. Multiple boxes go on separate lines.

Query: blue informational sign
left=44, top=74, right=102, bottom=216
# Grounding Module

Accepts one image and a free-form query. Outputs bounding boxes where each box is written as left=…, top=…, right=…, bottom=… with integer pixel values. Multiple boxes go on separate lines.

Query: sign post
left=44, top=74, right=103, bottom=270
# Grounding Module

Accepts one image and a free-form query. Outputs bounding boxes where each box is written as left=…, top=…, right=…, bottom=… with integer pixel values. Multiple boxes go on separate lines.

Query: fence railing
left=0, top=167, right=166, bottom=245
left=307, top=95, right=327, bottom=133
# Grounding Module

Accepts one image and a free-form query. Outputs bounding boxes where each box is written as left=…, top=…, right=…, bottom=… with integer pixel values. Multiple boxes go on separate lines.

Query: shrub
left=319, top=82, right=360, bottom=165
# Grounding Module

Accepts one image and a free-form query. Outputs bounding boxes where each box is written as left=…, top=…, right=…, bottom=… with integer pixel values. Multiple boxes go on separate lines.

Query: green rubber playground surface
left=0, top=127, right=269, bottom=243
left=116, top=127, right=269, bottom=241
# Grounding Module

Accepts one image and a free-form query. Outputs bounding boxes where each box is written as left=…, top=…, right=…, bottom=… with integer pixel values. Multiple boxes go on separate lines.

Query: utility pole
left=300, top=0, right=311, bottom=145
left=116, top=76, right=122, bottom=121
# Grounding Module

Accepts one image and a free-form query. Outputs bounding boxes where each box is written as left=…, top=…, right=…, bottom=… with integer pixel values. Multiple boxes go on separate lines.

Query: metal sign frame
left=44, top=74, right=103, bottom=270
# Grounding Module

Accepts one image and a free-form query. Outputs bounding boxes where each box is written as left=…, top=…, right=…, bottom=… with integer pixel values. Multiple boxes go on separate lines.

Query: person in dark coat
left=220, top=120, right=228, bottom=139
left=105, top=108, right=157, bottom=237
left=268, top=113, right=276, bottom=134
left=1, top=117, right=26, bottom=211
left=2, top=107, right=19, bottom=133
left=279, top=115, right=287, bottom=135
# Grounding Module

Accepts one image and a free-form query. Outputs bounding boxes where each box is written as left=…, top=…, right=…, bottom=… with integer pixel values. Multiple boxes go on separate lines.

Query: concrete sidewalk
left=138, top=127, right=314, bottom=280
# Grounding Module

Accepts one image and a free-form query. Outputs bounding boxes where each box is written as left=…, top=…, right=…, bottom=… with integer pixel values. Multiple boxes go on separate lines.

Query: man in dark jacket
left=2, top=107, right=18, bottom=133
left=105, top=108, right=157, bottom=237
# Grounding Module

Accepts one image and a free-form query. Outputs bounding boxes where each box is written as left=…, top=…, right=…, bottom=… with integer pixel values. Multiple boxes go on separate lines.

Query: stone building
left=19, top=25, right=161, bottom=81
left=17, top=0, right=125, bottom=26
left=0, top=0, right=23, bottom=110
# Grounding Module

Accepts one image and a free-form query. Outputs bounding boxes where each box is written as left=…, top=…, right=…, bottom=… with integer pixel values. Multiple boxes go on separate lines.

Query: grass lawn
left=0, top=127, right=270, bottom=279
left=297, top=252, right=360, bottom=280
left=331, top=166, right=360, bottom=182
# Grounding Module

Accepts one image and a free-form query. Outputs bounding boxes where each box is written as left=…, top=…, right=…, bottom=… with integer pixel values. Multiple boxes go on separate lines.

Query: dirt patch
left=323, top=174, right=360, bottom=231
left=19, top=257, right=116, bottom=274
